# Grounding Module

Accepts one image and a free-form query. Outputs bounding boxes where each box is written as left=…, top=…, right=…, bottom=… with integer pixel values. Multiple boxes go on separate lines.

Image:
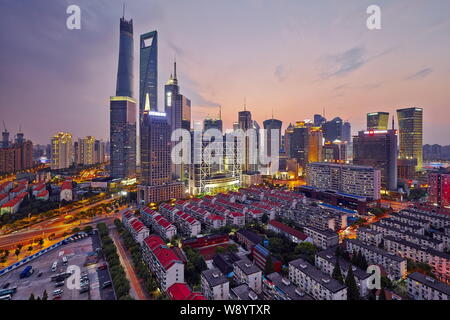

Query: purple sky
left=1, top=0, right=450, bottom=145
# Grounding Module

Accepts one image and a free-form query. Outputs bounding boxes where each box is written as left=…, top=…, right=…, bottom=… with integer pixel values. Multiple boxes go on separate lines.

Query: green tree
left=29, top=293, right=35, bottom=300
left=261, top=214, right=269, bottom=224
left=345, top=265, right=360, bottom=300
left=378, top=288, right=387, bottom=300
left=332, top=259, right=344, bottom=284
left=215, top=246, right=226, bottom=254
left=42, top=290, right=48, bottom=300
left=264, top=255, right=275, bottom=275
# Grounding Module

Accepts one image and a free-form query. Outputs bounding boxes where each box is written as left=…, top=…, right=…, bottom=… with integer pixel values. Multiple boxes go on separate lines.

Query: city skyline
left=1, top=0, right=450, bottom=146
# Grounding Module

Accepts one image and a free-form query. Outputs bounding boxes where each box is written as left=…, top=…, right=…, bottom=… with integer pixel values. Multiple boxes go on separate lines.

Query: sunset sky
left=1, top=0, right=449, bottom=145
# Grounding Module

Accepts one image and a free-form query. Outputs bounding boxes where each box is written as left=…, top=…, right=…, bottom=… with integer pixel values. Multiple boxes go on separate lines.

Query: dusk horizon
left=1, top=0, right=450, bottom=145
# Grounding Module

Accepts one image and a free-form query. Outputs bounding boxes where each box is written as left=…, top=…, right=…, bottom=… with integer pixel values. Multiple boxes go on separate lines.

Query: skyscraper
left=367, top=112, right=389, bottom=130
left=238, top=109, right=253, bottom=173
left=308, top=127, right=323, bottom=163
left=262, top=118, right=282, bottom=157
left=397, top=107, right=423, bottom=171
left=353, top=129, right=398, bottom=191
left=76, top=136, right=96, bottom=166
left=140, top=31, right=158, bottom=113
left=322, top=117, right=343, bottom=142
left=138, top=108, right=184, bottom=204
left=110, top=16, right=136, bottom=179
left=342, top=121, right=351, bottom=142
left=51, top=132, right=72, bottom=170
left=164, top=61, right=192, bottom=179
left=138, top=30, right=183, bottom=203
left=313, top=114, right=326, bottom=127
left=290, top=122, right=309, bottom=170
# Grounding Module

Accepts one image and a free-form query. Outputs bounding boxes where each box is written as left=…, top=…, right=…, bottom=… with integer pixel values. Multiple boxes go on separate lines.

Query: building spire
left=392, top=115, right=395, bottom=130
left=244, top=97, right=247, bottom=111
left=173, top=56, right=177, bottom=80
left=122, top=3, right=125, bottom=19
left=219, top=105, right=222, bottom=120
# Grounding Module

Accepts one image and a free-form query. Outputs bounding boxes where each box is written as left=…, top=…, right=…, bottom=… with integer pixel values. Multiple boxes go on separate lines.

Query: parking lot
left=0, top=233, right=115, bottom=300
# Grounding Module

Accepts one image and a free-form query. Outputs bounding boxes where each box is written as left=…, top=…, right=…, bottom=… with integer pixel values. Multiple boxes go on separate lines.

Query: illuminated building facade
left=51, top=132, right=72, bottom=170
left=308, top=127, right=323, bottom=163
left=110, top=16, right=136, bottom=179
left=397, top=107, right=423, bottom=171
left=428, top=172, right=450, bottom=208
left=367, top=112, right=389, bottom=130
left=353, top=129, right=398, bottom=191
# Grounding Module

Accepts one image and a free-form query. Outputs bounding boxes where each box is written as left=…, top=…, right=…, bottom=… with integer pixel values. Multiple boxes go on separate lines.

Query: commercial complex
left=397, top=107, right=423, bottom=171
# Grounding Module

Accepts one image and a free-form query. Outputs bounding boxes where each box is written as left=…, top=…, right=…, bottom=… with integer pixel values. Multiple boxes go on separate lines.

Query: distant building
left=51, top=132, right=73, bottom=170
left=397, top=107, right=423, bottom=171
left=407, top=272, right=450, bottom=300
left=233, top=259, right=263, bottom=294
left=306, top=162, right=381, bottom=200
left=367, top=112, right=389, bottom=130
left=353, top=129, right=398, bottom=191
left=322, top=117, right=343, bottom=142
left=201, top=268, right=229, bottom=300
left=428, top=172, right=450, bottom=208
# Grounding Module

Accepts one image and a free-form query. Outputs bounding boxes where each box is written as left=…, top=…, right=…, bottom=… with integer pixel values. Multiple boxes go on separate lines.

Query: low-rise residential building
left=398, top=208, right=450, bottom=229
left=315, top=248, right=371, bottom=297
left=378, top=217, right=425, bottom=235
left=303, top=225, right=339, bottom=249
left=407, top=272, right=450, bottom=300
left=357, top=227, right=383, bottom=247
left=142, top=235, right=184, bottom=292
left=252, top=244, right=282, bottom=273
left=226, top=211, right=245, bottom=227
left=268, top=220, right=312, bottom=244
left=433, top=232, right=450, bottom=251
left=289, top=258, right=347, bottom=300
left=60, top=180, right=73, bottom=202
left=201, top=268, right=230, bottom=300
left=262, top=272, right=312, bottom=300
left=140, top=207, right=177, bottom=241
left=383, top=236, right=450, bottom=283
left=230, top=283, right=258, bottom=300
left=233, top=259, right=263, bottom=294
left=236, top=229, right=263, bottom=250
left=167, top=283, right=205, bottom=300
left=345, top=239, right=407, bottom=279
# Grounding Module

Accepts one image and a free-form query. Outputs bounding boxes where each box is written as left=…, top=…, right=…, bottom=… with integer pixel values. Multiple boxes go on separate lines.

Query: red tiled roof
left=228, top=211, right=244, bottom=217
left=2, top=196, right=23, bottom=208
left=269, top=220, right=308, bottom=241
left=207, top=214, right=225, bottom=221
left=0, top=193, right=8, bottom=201
left=143, top=235, right=181, bottom=271
left=167, top=283, right=206, bottom=300
left=36, top=190, right=48, bottom=197
left=61, top=181, right=72, bottom=190
left=130, top=218, right=146, bottom=232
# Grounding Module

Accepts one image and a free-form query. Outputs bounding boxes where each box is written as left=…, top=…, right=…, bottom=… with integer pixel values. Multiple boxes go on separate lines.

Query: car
left=55, top=281, right=65, bottom=287
left=101, top=281, right=112, bottom=289
left=2, top=283, right=10, bottom=289
left=53, top=289, right=63, bottom=296
left=79, top=286, right=89, bottom=294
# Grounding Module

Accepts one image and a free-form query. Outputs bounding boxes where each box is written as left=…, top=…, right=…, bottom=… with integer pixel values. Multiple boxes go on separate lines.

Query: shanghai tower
left=116, top=17, right=134, bottom=97
left=110, top=15, right=137, bottom=179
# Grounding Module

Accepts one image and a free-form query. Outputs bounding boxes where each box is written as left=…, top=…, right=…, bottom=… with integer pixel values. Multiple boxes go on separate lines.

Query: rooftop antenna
left=392, top=115, right=395, bottom=130
left=173, top=55, right=177, bottom=80
left=2, top=120, right=6, bottom=132
left=219, top=105, right=222, bottom=120
left=244, top=97, right=247, bottom=111
left=272, top=107, right=274, bottom=120
left=122, top=3, right=125, bottom=19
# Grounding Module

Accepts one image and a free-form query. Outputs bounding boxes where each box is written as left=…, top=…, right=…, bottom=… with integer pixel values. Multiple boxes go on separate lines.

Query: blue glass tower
left=116, top=17, right=134, bottom=97
left=140, top=31, right=158, bottom=113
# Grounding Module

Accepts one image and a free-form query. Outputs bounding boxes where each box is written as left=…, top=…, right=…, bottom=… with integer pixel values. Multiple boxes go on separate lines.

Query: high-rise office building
left=138, top=108, right=184, bottom=204
left=94, top=140, right=106, bottom=164
left=322, top=117, right=343, bottom=142
left=204, top=117, right=223, bottom=133
left=428, top=172, right=450, bottom=208
left=284, top=123, right=294, bottom=158
left=76, top=136, right=96, bottom=166
left=397, top=107, right=423, bottom=171
left=323, top=140, right=347, bottom=163
left=51, top=132, right=73, bottom=170
left=290, top=122, right=309, bottom=170
left=164, top=61, right=192, bottom=180
left=138, top=30, right=183, bottom=203
left=263, top=118, right=282, bottom=158
left=314, top=114, right=326, bottom=127
left=367, top=112, right=389, bottom=130
left=306, top=162, right=381, bottom=200
left=0, top=129, right=33, bottom=174
left=110, top=16, right=137, bottom=179
left=238, top=109, right=254, bottom=173
left=140, top=31, right=158, bottom=113
left=353, top=129, right=398, bottom=191
left=308, top=127, right=323, bottom=163
left=342, top=121, right=351, bottom=142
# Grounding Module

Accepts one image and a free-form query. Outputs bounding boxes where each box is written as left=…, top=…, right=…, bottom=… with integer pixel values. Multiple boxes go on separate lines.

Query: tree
left=227, top=244, right=238, bottom=253
left=215, top=246, right=226, bottom=254
left=378, top=288, right=387, bottom=300
left=345, top=265, right=360, bottom=300
left=264, top=255, right=275, bottom=275
left=42, top=290, right=48, bottom=300
left=29, top=293, right=35, bottom=300
left=14, top=248, right=20, bottom=259
left=332, top=259, right=344, bottom=284
left=261, top=214, right=269, bottom=224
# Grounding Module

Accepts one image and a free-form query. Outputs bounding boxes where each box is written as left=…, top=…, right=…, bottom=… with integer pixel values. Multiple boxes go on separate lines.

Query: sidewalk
left=110, top=229, right=148, bottom=300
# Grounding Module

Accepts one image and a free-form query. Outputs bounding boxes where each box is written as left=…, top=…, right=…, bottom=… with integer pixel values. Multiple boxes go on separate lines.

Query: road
left=111, top=229, right=148, bottom=300
left=0, top=197, right=124, bottom=250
